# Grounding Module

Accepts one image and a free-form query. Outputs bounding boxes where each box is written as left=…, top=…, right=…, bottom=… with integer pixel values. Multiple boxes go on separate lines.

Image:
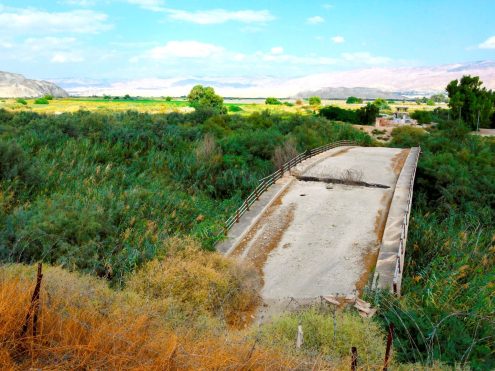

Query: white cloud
left=60, top=0, right=96, bottom=6
left=307, top=16, right=324, bottom=24
left=147, top=41, right=225, bottom=59
left=51, top=52, right=84, bottom=63
left=127, top=0, right=166, bottom=12
left=323, top=4, right=333, bottom=9
left=0, top=7, right=112, bottom=34
left=271, top=47, right=284, bottom=55
left=342, top=52, right=391, bottom=65
left=331, top=36, right=345, bottom=44
left=479, top=36, right=495, bottom=49
left=166, top=9, right=275, bottom=24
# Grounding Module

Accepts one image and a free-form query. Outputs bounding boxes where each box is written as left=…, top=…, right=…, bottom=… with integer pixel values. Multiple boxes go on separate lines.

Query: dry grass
left=127, top=237, right=260, bottom=327
left=272, top=139, right=299, bottom=170
left=0, top=263, right=319, bottom=369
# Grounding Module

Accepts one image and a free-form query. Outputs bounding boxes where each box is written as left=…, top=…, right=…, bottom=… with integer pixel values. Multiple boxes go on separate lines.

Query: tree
left=346, top=96, right=363, bottom=104
left=187, top=85, right=225, bottom=114
left=165, top=96, right=172, bottom=102
left=373, top=98, right=390, bottom=110
left=357, top=103, right=379, bottom=125
left=265, top=97, right=282, bottom=105
left=446, top=75, right=495, bottom=129
left=430, top=93, right=448, bottom=103
left=308, top=96, right=321, bottom=105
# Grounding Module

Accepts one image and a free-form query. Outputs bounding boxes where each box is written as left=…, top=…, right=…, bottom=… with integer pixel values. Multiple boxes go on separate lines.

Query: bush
left=127, top=237, right=260, bottom=323
left=165, top=96, right=173, bottom=102
left=228, top=104, right=243, bottom=112
left=34, top=98, right=49, bottom=104
left=16, top=98, right=27, bottom=105
left=308, top=96, right=321, bottom=105
left=411, top=110, right=433, bottom=124
left=346, top=96, right=363, bottom=104
left=265, top=97, right=282, bottom=105
left=43, top=94, right=53, bottom=100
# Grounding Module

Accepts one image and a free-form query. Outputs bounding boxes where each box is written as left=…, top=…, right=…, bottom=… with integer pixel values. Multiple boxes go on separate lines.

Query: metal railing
left=392, top=147, right=421, bottom=295
left=220, top=140, right=357, bottom=236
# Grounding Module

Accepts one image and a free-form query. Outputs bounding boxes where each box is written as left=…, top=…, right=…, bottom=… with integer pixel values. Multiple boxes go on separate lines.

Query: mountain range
left=0, top=71, right=68, bottom=98
left=2, top=61, right=495, bottom=99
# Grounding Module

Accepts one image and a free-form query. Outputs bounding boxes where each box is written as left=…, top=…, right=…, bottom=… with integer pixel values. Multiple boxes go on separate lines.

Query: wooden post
left=296, top=323, right=303, bottom=349
left=383, top=323, right=394, bottom=370
left=21, top=263, right=43, bottom=337
left=236, top=209, right=240, bottom=223
left=245, top=200, right=249, bottom=211
left=255, top=186, right=260, bottom=200
left=351, top=347, right=358, bottom=370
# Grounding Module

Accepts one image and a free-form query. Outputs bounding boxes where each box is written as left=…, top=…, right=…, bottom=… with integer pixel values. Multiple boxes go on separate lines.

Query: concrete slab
left=229, top=146, right=409, bottom=303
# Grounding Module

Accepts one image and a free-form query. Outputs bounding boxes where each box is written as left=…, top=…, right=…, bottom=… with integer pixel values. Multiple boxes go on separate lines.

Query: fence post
left=21, top=262, right=43, bottom=337
left=351, top=347, right=358, bottom=371
left=383, top=323, right=394, bottom=371
left=245, top=199, right=250, bottom=211
left=296, top=323, right=303, bottom=349
left=236, top=209, right=240, bottom=223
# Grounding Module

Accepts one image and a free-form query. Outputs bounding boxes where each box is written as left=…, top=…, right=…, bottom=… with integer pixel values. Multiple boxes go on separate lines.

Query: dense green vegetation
left=0, top=108, right=370, bottom=285
left=308, top=96, right=321, bottom=105
left=372, top=120, right=495, bottom=369
left=319, top=102, right=379, bottom=125
left=447, top=75, right=495, bottom=129
left=265, top=97, right=282, bottom=105
left=346, top=96, right=363, bottom=104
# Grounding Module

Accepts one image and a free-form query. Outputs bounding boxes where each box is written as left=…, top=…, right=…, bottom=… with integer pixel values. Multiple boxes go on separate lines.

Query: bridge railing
left=221, top=140, right=357, bottom=235
left=392, top=147, right=421, bottom=295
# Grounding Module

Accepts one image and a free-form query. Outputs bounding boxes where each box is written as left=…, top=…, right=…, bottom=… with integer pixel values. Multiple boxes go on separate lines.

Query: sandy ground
left=233, top=146, right=407, bottom=301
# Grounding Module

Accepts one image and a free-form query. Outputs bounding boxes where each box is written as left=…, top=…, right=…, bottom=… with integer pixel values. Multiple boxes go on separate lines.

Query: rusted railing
left=392, top=147, right=421, bottom=295
left=221, top=140, right=357, bottom=236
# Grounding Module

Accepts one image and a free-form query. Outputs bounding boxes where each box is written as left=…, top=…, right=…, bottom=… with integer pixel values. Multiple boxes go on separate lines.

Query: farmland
left=0, top=96, right=447, bottom=115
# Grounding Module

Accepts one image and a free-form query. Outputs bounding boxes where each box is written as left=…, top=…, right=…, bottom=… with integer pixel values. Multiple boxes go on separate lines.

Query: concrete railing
left=373, top=146, right=421, bottom=296
left=220, top=140, right=357, bottom=236
left=391, top=147, right=421, bottom=295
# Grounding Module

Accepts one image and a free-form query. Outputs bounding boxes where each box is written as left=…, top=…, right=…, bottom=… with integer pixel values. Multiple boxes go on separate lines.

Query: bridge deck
left=230, top=146, right=410, bottom=301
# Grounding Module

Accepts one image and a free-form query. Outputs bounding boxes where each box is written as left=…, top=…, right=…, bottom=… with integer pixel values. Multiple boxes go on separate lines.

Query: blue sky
left=1, top=0, right=494, bottom=80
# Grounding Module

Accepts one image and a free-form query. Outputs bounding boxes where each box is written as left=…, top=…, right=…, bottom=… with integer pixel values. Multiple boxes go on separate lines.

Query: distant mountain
left=296, top=87, right=406, bottom=100
left=0, top=71, right=68, bottom=98
left=53, top=60, right=495, bottom=98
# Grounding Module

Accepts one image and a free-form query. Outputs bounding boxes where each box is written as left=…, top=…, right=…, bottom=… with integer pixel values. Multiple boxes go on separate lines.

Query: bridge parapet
left=373, top=147, right=421, bottom=295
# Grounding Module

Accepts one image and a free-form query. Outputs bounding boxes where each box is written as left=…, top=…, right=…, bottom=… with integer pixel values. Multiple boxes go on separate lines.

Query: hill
left=0, top=71, right=68, bottom=98
left=295, top=87, right=406, bottom=99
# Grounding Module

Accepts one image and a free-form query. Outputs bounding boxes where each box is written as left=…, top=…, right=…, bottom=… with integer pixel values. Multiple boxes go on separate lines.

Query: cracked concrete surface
left=231, top=146, right=409, bottom=303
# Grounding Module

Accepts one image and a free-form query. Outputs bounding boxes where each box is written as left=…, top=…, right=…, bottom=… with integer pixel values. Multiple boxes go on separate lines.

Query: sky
left=1, top=0, right=494, bottom=84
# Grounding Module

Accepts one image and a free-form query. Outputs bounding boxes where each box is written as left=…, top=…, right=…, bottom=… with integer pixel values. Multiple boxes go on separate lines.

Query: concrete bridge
left=217, top=144, right=420, bottom=311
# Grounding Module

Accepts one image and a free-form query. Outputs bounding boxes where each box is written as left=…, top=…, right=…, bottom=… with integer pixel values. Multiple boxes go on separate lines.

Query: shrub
left=308, top=96, right=321, bottom=105
left=265, top=97, right=282, bottom=105
left=34, top=98, right=49, bottom=104
left=43, top=94, right=53, bottom=100
left=165, top=96, right=173, bottom=101
left=228, top=104, right=243, bottom=112
left=295, top=99, right=303, bottom=105
left=389, top=126, right=427, bottom=147
left=346, top=96, right=363, bottom=104
left=0, top=141, right=40, bottom=192
left=411, top=110, right=433, bottom=124
left=16, top=98, right=27, bottom=105
left=127, top=237, right=260, bottom=323
left=272, top=138, right=298, bottom=169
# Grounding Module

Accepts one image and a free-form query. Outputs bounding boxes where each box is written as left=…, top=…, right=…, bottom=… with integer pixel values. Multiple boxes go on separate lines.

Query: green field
left=0, top=96, right=447, bottom=115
